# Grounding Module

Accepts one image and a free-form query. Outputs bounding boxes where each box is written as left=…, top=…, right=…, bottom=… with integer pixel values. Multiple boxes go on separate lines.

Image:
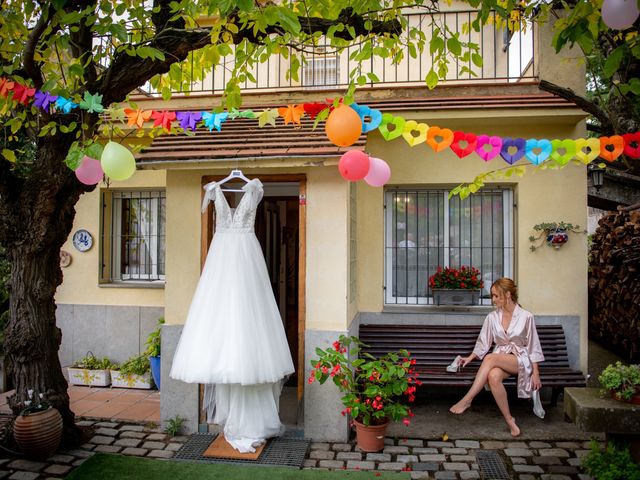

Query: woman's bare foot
left=506, top=417, right=520, bottom=437
left=449, top=400, right=471, bottom=414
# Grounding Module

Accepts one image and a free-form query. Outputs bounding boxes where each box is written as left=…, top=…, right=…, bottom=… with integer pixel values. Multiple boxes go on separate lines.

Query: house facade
left=55, top=10, right=588, bottom=441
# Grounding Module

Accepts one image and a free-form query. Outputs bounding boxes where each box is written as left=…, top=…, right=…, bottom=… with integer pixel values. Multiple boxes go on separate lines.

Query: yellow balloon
left=101, top=141, right=136, bottom=181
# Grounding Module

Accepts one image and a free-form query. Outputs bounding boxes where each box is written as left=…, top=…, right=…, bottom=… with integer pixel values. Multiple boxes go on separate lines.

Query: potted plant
left=599, top=361, right=640, bottom=404
left=110, top=354, right=152, bottom=389
left=13, top=389, right=63, bottom=460
left=528, top=221, right=585, bottom=251
left=145, top=317, right=164, bottom=390
left=67, top=353, right=114, bottom=387
left=428, top=265, right=484, bottom=306
left=308, top=335, right=419, bottom=452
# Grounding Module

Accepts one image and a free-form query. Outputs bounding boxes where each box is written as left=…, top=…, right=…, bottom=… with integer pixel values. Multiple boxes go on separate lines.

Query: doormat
left=203, top=434, right=265, bottom=460
left=173, top=433, right=310, bottom=468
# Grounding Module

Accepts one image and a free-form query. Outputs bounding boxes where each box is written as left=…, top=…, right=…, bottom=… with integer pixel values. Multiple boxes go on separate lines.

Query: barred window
left=303, top=55, right=339, bottom=89
left=384, top=188, right=514, bottom=305
left=102, top=190, right=166, bottom=283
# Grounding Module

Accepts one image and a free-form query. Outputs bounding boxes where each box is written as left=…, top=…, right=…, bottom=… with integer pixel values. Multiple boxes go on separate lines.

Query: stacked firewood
left=588, top=203, right=640, bottom=362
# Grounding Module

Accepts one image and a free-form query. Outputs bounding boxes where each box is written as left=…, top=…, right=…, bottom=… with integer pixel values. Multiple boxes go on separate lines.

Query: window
left=302, top=55, right=339, bottom=89
left=384, top=188, right=514, bottom=305
left=102, top=190, right=166, bottom=283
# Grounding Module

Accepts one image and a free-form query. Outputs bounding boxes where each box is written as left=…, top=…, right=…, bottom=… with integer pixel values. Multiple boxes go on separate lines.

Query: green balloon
left=101, top=141, right=136, bottom=181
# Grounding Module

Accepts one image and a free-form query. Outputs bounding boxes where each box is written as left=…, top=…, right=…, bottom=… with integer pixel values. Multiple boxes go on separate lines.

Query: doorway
left=199, top=174, right=306, bottom=427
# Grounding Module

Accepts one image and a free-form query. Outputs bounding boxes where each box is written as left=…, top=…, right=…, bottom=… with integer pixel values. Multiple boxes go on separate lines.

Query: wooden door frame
left=199, top=174, right=307, bottom=421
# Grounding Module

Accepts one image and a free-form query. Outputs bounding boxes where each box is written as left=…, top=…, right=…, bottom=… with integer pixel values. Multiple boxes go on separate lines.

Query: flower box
left=67, top=367, right=111, bottom=387
left=432, top=288, right=481, bottom=306
left=110, top=370, right=152, bottom=389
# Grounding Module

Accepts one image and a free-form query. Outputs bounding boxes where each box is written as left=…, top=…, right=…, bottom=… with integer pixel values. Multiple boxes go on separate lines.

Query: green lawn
left=66, top=454, right=411, bottom=479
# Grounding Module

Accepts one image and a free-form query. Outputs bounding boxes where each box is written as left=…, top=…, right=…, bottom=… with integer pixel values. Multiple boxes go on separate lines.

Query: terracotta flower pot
left=13, top=407, right=63, bottom=460
left=354, top=419, right=389, bottom=452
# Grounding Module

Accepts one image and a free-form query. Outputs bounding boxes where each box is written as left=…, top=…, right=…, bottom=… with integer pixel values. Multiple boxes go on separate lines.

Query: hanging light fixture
left=588, top=164, right=605, bottom=191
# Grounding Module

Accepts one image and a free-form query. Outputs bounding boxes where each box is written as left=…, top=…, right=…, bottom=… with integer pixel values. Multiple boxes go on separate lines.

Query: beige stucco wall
left=357, top=111, right=588, bottom=371
left=56, top=169, right=166, bottom=306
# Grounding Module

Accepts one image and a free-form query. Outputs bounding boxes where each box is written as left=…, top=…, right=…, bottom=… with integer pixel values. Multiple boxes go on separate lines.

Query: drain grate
left=476, top=450, right=511, bottom=480
left=173, top=433, right=310, bottom=468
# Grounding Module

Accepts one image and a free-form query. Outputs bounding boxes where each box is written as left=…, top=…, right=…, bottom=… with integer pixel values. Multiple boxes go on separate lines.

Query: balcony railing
left=98, top=10, right=535, bottom=96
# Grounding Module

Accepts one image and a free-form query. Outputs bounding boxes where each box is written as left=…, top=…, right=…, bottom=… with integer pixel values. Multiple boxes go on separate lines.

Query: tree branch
left=98, top=7, right=401, bottom=105
left=538, top=79, right=614, bottom=133
left=22, top=4, right=54, bottom=88
left=68, top=0, right=99, bottom=89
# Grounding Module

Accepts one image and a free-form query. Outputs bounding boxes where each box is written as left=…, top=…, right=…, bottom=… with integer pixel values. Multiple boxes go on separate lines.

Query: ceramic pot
left=14, top=407, right=63, bottom=460
left=149, top=355, right=161, bottom=390
left=354, top=419, right=389, bottom=452
left=546, top=228, right=569, bottom=249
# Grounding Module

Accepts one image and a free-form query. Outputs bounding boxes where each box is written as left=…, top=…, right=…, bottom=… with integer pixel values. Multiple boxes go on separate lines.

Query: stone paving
left=0, top=418, right=601, bottom=479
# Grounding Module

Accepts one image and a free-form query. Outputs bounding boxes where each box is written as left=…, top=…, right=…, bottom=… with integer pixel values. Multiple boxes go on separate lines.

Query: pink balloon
left=364, top=157, right=391, bottom=187
left=338, top=150, right=370, bottom=181
left=75, top=156, right=104, bottom=185
left=602, top=0, right=639, bottom=29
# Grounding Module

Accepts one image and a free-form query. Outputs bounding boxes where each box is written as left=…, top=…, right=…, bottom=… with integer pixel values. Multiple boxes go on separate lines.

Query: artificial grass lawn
left=66, top=453, right=411, bottom=479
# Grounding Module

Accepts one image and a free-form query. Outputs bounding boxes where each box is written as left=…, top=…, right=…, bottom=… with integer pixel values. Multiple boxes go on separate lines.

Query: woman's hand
left=532, top=370, right=542, bottom=391
left=460, top=354, right=476, bottom=368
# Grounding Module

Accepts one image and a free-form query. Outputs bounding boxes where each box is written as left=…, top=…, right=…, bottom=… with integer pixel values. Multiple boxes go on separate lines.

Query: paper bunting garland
left=278, top=104, right=304, bottom=125
left=151, top=110, right=177, bottom=132
left=0, top=75, right=639, bottom=172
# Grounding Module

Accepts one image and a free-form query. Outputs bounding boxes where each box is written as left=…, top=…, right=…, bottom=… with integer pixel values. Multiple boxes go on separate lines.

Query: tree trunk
left=1, top=136, right=89, bottom=447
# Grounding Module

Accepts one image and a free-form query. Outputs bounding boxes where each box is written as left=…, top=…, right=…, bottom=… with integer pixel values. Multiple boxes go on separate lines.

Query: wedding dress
left=170, top=178, right=295, bottom=452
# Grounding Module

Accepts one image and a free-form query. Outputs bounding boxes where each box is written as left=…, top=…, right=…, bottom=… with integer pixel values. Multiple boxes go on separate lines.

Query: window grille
left=103, top=190, right=166, bottom=283
left=384, top=188, right=514, bottom=305
left=302, top=55, right=339, bottom=89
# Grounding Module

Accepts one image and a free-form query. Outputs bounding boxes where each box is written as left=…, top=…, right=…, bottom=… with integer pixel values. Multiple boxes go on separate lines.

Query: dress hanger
left=217, top=169, right=252, bottom=192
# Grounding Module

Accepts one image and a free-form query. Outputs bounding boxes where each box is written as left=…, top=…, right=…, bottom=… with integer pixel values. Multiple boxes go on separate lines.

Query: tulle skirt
left=170, top=230, right=295, bottom=385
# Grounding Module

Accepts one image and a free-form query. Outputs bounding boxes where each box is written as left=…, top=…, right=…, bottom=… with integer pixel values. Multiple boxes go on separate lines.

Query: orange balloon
left=325, top=105, right=363, bottom=147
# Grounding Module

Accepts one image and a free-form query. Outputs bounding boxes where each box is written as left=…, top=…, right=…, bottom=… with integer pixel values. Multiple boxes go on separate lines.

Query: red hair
left=491, top=277, right=518, bottom=303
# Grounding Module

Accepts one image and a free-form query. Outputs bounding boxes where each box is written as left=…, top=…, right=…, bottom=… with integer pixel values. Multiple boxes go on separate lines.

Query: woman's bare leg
left=487, top=367, right=520, bottom=437
left=450, top=353, right=518, bottom=414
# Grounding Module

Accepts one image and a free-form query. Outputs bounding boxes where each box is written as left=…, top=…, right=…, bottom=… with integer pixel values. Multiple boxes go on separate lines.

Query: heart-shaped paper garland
left=574, top=138, right=600, bottom=164
left=525, top=139, right=553, bottom=165
left=599, top=136, right=624, bottom=162
left=550, top=139, right=576, bottom=166
left=378, top=113, right=406, bottom=141
left=500, top=138, right=526, bottom=165
left=622, top=132, right=640, bottom=159
left=402, top=121, right=429, bottom=147
left=450, top=131, right=478, bottom=158
left=475, top=135, right=502, bottom=161
left=351, top=103, right=383, bottom=133
left=426, top=127, right=454, bottom=152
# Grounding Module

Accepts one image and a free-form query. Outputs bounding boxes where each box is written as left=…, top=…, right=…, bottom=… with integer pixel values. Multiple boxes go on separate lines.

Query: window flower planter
left=110, top=370, right=152, bottom=389
left=432, top=289, right=481, bottom=306
left=67, top=367, right=111, bottom=387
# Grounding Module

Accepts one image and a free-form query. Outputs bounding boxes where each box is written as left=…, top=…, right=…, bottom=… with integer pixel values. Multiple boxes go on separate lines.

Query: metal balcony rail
left=95, top=10, right=535, bottom=96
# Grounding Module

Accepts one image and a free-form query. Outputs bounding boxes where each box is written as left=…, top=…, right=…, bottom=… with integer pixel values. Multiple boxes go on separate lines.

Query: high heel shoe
left=446, top=355, right=462, bottom=373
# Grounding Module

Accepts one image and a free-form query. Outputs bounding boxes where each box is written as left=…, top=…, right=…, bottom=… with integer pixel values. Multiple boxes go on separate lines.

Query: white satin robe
left=472, top=305, right=544, bottom=398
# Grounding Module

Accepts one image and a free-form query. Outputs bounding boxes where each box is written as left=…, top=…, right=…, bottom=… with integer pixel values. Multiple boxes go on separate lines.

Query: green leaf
left=471, top=53, right=483, bottom=67
left=603, top=46, right=625, bottom=78
left=447, top=36, right=462, bottom=56
left=64, top=143, right=84, bottom=170
left=425, top=69, right=438, bottom=89
left=2, top=149, right=16, bottom=163
left=430, top=35, right=444, bottom=55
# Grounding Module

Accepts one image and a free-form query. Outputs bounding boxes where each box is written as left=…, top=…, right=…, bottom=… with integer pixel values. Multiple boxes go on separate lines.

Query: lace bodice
left=202, top=178, right=264, bottom=233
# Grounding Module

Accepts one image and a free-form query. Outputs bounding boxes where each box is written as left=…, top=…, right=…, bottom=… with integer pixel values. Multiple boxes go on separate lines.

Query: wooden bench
left=358, top=324, right=586, bottom=406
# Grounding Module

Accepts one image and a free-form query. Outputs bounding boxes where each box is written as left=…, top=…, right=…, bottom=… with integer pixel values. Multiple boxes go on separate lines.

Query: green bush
left=144, top=317, right=164, bottom=358
left=71, top=353, right=114, bottom=370
left=599, top=361, right=640, bottom=401
left=582, top=439, right=640, bottom=480
left=116, top=354, right=150, bottom=376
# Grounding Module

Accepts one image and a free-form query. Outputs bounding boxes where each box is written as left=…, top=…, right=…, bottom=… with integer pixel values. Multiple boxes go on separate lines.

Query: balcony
left=98, top=10, right=535, bottom=97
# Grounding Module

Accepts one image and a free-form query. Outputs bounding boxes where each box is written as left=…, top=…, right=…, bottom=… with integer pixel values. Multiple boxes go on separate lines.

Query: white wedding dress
left=170, top=178, right=295, bottom=452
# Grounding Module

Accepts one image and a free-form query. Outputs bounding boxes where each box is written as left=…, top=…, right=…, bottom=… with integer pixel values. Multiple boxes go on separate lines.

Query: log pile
left=588, top=203, right=640, bottom=362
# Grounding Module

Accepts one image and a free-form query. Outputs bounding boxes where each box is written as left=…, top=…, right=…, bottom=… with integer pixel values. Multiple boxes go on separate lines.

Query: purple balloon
left=75, top=156, right=104, bottom=185
left=364, top=157, right=391, bottom=187
left=602, top=0, right=639, bottom=29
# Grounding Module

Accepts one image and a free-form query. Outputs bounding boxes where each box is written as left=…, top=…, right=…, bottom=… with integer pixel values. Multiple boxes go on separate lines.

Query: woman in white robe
left=449, top=278, right=544, bottom=436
